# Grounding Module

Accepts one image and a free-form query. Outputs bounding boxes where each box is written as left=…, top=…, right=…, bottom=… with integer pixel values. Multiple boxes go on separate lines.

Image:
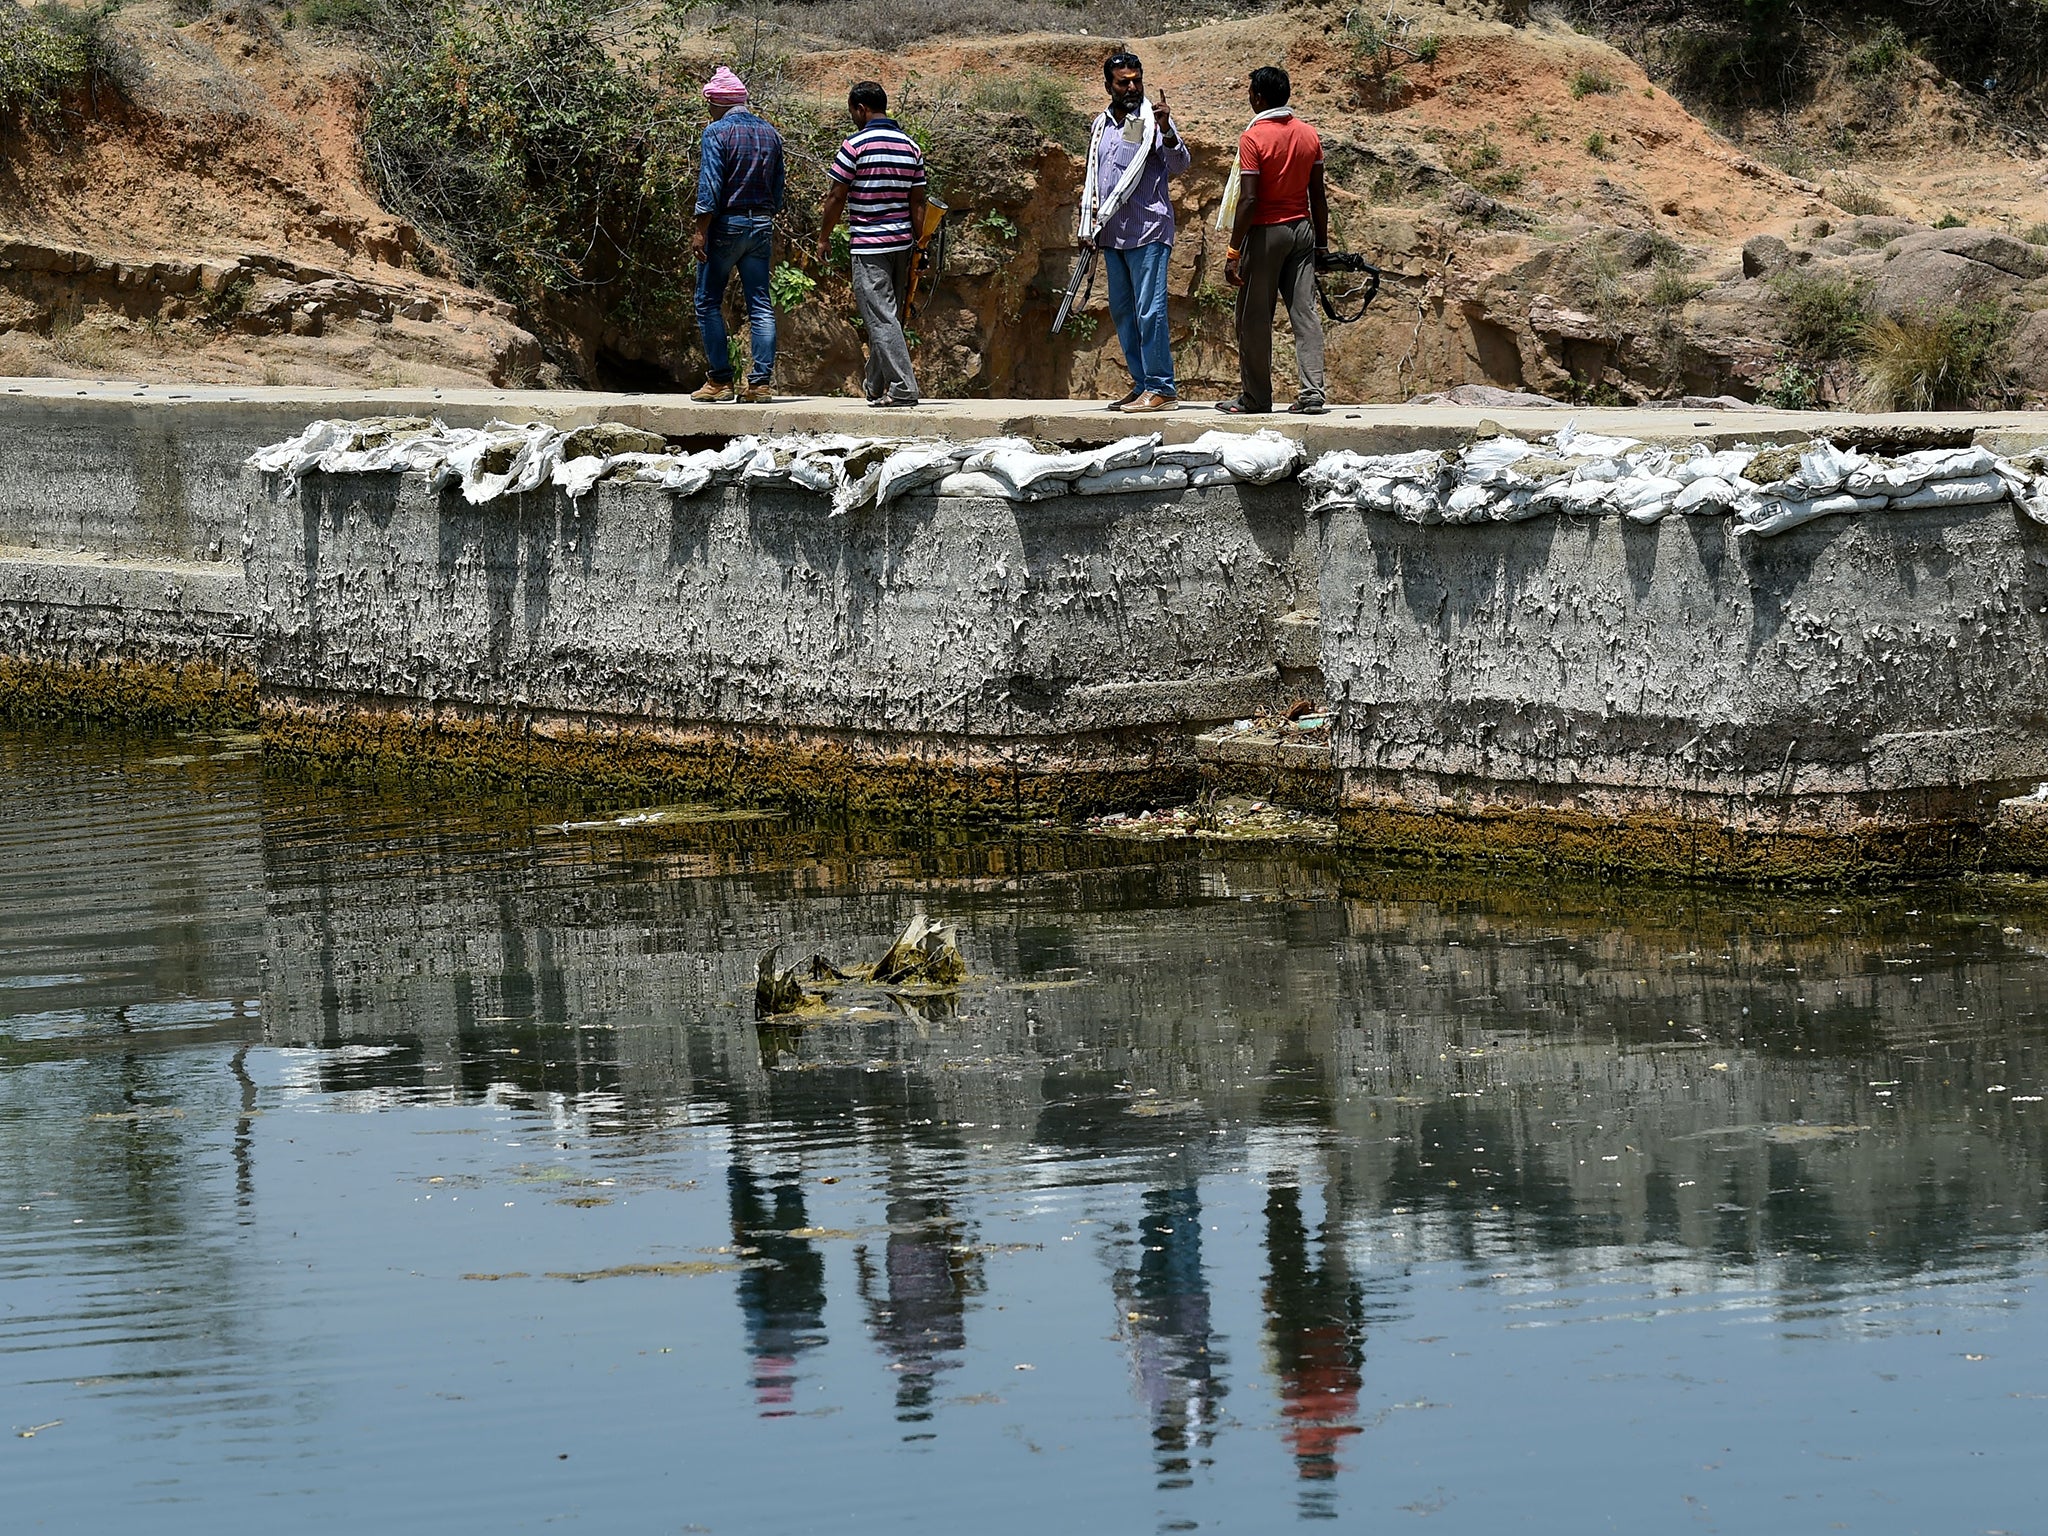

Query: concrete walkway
left=6, top=376, right=2044, bottom=455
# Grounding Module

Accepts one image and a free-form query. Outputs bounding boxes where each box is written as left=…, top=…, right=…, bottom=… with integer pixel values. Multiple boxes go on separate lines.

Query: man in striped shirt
left=814, top=81, right=926, bottom=407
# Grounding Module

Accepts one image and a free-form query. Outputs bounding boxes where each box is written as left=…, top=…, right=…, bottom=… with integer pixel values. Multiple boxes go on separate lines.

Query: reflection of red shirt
left=1239, top=116, right=1323, bottom=225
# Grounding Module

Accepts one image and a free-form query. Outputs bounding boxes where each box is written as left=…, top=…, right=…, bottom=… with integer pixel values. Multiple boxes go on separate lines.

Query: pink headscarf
left=703, top=67, right=749, bottom=106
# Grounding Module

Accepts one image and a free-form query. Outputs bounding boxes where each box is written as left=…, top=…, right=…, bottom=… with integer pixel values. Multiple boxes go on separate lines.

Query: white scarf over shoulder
left=1215, top=105, right=1295, bottom=232
left=1080, top=99, right=1157, bottom=241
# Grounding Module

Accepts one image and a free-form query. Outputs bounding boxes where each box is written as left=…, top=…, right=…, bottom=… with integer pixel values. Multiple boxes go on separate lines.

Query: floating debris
left=755, top=948, right=817, bottom=1019
left=754, top=914, right=967, bottom=1018
left=871, top=913, right=966, bottom=986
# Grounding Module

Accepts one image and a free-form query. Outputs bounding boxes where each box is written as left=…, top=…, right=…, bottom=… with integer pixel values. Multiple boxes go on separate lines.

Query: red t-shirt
left=1238, top=115, right=1322, bottom=226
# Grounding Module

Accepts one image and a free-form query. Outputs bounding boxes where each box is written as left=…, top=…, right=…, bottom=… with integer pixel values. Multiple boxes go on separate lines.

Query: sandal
left=1215, top=397, right=1266, bottom=415
left=1289, top=396, right=1329, bottom=415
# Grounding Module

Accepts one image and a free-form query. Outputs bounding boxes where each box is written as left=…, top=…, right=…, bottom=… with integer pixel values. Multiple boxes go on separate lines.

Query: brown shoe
left=691, top=379, right=735, bottom=403
left=1122, top=390, right=1179, bottom=414
left=736, top=382, right=774, bottom=404
left=1108, top=386, right=1143, bottom=412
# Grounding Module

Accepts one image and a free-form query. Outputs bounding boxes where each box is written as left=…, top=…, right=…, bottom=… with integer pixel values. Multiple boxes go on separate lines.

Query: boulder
left=1742, top=235, right=1792, bottom=279
left=1872, top=228, right=2048, bottom=319
left=2012, top=311, right=2048, bottom=397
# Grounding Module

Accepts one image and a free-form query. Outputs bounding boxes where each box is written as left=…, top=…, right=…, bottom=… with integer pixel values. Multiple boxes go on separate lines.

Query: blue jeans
left=695, top=215, right=775, bottom=385
left=1103, top=240, right=1176, bottom=396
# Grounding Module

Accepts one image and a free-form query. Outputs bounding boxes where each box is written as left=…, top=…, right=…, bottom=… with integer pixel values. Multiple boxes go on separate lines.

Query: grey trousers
left=852, top=250, right=919, bottom=403
left=1234, top=219, right=1326, bottom=411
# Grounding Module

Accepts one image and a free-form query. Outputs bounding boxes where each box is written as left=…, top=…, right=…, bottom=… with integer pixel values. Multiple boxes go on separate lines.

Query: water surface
left=2, top=727, right=2045, bottom=1534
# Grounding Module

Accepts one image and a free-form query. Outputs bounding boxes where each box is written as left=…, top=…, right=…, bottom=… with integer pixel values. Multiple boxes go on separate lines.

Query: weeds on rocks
left=1772, top=271, right=1870, bottom=362
left=1856, top=302, right=2016, bottom=410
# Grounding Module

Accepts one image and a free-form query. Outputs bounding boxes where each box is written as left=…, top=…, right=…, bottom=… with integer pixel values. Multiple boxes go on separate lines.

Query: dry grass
left=1855, top=303, right=2014, bottom=410
left=704, top=0, right=1267, bottom=50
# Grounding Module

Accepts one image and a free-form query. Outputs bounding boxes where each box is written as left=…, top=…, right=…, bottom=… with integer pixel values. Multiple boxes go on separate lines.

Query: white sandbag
left=1550, top=420, right=1640, bottom=458
left=1672, top=476, right=1747, bottom=514
left=1075, top=464, right=1189, bottom=496
left=1887, top=473, right=2009, bottom=510
left=1197, top=429, right=1305, bottom=484
left=1533, top=478, right=1617, bottom=513
left=1445, top=483, right=1495, bottom=520
left=1734, top=491, right=1885, bottom=537
left=956, top=437, right=1038, bottom=472
left=1491, top=489, right=1547, bottom=522
left=1790, top=440, right=1868, bottom=494
left=1154, top=440, right=1225, bottom=469
left=935, top=470, right=1023, bottom=500
left=445, top=422, right=554, bottom=505
left=1617, top=476, right=1686, bottom=523
left=1186, top=463, right=1237, bottom=489
left=786, top=456, right=842, bottom=496
left=1671, top=447, right=1756, bottom=485
left=874, top=444, right=964, bottom=506
left=1459, top=435, right=1538, bottom=476
left=553, top=455, right=609, bottom=499
left=980, top=448, right=1095, bottom=498
left=1083, top=434, right=1161, bottom=476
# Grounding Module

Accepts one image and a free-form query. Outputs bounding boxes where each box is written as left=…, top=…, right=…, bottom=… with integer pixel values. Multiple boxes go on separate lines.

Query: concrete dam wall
left=7, top=379, right=2048, bottom=875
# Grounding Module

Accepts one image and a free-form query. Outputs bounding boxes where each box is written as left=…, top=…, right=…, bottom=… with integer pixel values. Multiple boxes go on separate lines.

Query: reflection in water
left=1113, top=1185, right=1225, bottom=1490
left=728, top=1159, right=828, bottom=1415
left=3, top=727, right=2048, bottom=1534
left=1263, top=1178, right=1365, bottom=1516
left=855, top=1161, right=979, bottom=1429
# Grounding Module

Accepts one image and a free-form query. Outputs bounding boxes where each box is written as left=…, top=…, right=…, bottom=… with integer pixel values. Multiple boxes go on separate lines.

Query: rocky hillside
left=2, top=0, right=2044, bottom=406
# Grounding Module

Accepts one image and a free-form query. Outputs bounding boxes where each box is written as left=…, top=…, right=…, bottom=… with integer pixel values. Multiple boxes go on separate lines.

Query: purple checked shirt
left=1091, top=111, right=1193, bottom=250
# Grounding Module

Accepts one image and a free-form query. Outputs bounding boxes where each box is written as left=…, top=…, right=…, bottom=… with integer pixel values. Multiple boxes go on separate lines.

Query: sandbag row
left=1299, top=421, right=2048, bottom=537
left=246, top=417, right=1310, bottom=514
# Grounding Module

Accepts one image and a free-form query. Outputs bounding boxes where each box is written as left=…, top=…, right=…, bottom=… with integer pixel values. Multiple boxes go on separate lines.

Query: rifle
left=1052, top=247, right=1097, bottom=337
left=1313, top=250, right=1383, bottom=325
left=900, top=196, right=949, bottom=321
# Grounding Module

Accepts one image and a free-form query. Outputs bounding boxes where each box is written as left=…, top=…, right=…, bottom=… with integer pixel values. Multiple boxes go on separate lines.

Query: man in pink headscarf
left=691, top=66, right=785, bottom=404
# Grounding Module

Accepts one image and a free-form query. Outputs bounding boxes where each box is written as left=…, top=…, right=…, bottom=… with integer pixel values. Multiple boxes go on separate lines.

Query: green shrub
left=1584, top=130, right=1609, bottom=157
left=769, top=263, right=816, bottom=314
left=1772, top=271, right=1869, bottom=361
left=1646, top=268, right=1701, bottom=309
left=1757, top=358, right=1822, bottom=410
left=1844, top=23, right=1911, bottom=78
left=1857, top=303, right=2015, bottom=410
left=303, top=0, right=382, bottom=29
left=1933, top=212, right=1967, bottom=229
left=0, top=1, right=127, bottom=124
left=965, top=71, right=1084, bottom=153
left=1827, top=179, right=1892, bottom=217
left=1570, top=65, right=1619, bottom=97
left=2026, top=222, right=2048, bottom=246
left=362, top=0, right=701, bottom=348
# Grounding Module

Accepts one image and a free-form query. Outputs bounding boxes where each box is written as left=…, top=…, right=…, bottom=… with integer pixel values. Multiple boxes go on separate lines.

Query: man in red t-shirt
left=1220, top=67, right=1329, bottom=415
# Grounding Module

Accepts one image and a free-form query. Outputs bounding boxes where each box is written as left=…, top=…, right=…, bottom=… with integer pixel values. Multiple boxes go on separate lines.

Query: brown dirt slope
left=3, top=0, right=2044, bottom=403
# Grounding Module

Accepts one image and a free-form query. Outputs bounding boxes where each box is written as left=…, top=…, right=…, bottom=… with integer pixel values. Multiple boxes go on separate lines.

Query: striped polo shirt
left=828, top=117, right=926, bottom=254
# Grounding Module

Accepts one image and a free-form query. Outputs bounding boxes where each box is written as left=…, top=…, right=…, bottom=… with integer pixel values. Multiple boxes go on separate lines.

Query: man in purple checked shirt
left=1078, top=52, right=1192, bottom=414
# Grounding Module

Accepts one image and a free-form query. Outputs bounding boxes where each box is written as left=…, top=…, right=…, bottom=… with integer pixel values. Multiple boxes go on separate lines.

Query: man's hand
left=1225, top=253, right=1243, bottom=289
left=1154, top=91, right=1175, bottom=143
left=691, top=231, right=708, bottom=263
left=814, top=236, right=831, bottom=267
left=1079, top=233, right=1096, bottom=253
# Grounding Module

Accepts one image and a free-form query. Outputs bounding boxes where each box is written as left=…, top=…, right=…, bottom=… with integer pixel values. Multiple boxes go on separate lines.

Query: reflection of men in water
left=855, top=1175, right=980, bottom=1427
left=1115, top=1185, right=1226, bottom=1489
left=1263, top=1176, right=1364, bottom=1514
left=728, top=1162, right=828, bottom=1415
